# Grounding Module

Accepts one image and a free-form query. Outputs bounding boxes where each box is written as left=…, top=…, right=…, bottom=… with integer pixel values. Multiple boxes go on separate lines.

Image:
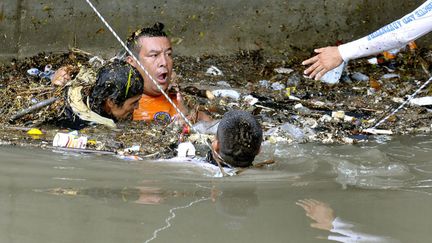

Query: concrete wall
left=0, top=0, right=428, bottom=61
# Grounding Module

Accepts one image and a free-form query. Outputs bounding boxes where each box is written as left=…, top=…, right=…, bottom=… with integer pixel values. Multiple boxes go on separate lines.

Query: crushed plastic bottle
left=294, top=103, right=311, bottom=115
left=409, top=96, right=432, bottom=106
left=280, top=123, right=305, bottom=141
left=320, top=62, right=346, bottom=84
left=193, top=120, right=220, bottom=134
left=259, top=80, right=270, bottom=88
left=27, top=64, right=55, bottom=81
left=177, top=142, right=196, bottom=157
left=351, top=72, right=369, bottom=82
left=274, top=67, right=294, bottom=74
left=212, top=89, right=240, bottom=100
left=216, top=81, right=231, bottom=87
left=89, top=56, right=105, bottom=68
left=206, top=65, right=223, bottom=76
left=243, top=95, right=259, bottom=106
left=381, top=73, right=400, bottom=79
left=52, top=132, right=88, bottom=149
left=271, top=82, right=285, bottom=91
left=27, top=68, right=40, bottom=76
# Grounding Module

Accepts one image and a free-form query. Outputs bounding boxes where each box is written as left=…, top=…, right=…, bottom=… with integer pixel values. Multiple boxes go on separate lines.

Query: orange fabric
left=133, top=94, right=178, bottom=123
left=382, top=51, right=396, bottom=60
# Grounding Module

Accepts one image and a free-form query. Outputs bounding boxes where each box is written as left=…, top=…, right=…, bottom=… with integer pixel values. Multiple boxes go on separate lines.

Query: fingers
left=303, top=59, right=319, bottom=75
left=301, top=55, right=318, bottom=66
left=307, top=63, right=325, bottom=79
left=296, top=198, right=323, bottom=208
left=314, top=48, right=326, bottom=53
left=296, top=201, right=309, bottom=210
left=315, top=68, right=329, bottom=81
left=302, top=54, right=326, bottom=79
left=302, top=46, right=343, bottom=80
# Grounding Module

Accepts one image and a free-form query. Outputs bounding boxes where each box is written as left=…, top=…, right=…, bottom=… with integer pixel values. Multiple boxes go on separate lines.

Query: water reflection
left=214, top=184, right=259, bottom=230
left=297, top=199, right=399, bottom=243
left=44, top=186, right=165, bottom=205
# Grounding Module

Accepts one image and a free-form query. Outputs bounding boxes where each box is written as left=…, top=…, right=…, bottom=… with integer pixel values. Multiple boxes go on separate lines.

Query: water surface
left=1, top=135, right=432, bottom=243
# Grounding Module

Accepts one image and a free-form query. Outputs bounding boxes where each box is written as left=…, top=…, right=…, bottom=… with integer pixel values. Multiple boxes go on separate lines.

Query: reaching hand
left=296, top=199, right=335, bottom=231
left=302, top=46, right=343, bottom=80
left=51, top=65, right=74, bottom=86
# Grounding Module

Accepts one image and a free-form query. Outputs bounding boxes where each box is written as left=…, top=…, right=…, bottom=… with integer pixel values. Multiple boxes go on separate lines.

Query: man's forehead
left=138, top=36, right=171, bottom=50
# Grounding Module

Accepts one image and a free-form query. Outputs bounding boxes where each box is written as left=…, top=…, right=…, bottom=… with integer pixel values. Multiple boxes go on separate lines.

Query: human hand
left=296, top=199, right=335, bottom=231
left=302, top=46, right=343, bottom=80
left=51, top=65, right=74, bottom=86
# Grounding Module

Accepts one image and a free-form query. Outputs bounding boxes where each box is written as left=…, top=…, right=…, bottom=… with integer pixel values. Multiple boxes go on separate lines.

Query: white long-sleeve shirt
left=338, top=0, right=432, bottom=61
left=328, top=217, right=399, bottom=243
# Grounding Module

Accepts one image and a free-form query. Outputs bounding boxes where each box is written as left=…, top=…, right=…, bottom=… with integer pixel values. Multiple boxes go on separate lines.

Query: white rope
left=143, top=197, right=210, bottom=243
left=372, top=76, right=432, bottom=129
left=84, top=0, right=197, bottom=132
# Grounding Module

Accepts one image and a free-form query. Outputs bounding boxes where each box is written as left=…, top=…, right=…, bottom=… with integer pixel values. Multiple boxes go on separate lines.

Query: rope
left=84, top=0, right=196, bottom=133
left=143, top=197, right=210, bottom=243
left=372, top=76, right=432, bottom=129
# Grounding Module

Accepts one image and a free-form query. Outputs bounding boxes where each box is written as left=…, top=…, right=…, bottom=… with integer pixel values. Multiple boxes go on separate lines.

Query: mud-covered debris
left=351, top=72, right=369, bottom=82
left=410, top=96, right=432, bottom=106
left=206, top=65, right=223, bottom=76
left=0, top=46, right=431, bottom=156
left=274, top=67, right=294, bottom=74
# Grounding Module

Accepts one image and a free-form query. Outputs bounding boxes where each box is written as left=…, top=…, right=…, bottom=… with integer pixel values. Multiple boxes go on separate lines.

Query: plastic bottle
left=52, top=132, right=88, bottom=149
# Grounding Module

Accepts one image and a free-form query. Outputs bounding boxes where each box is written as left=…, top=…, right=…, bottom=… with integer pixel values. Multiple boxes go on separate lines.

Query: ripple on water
left=333, top=160, right=412, bottom=189
left=386, top=146, right=417, bottom=159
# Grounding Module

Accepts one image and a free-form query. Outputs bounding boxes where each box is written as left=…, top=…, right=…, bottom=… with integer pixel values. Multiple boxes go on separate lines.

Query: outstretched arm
left=303, top=0, right=432, bottom=80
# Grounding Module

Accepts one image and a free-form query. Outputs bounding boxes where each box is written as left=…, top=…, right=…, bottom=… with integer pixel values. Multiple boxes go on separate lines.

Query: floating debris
left=410, top=96, right=432, bottom=106
left=274, top=67, right=294, bottom=74
left=211, top=89, right=240, bottom=100
left=320, top=62, right=346, bottom=84
left=362, top=128, right=393, bottom=135
left=0, top=46, right=431, bottom=157
left=351, top=72, right=369, bottom=82
left=206, top=65, right=223, bottom=76
left=382, top=73, right=400, bottom=80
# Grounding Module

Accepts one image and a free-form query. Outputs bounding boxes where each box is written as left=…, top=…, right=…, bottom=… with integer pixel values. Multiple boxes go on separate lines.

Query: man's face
left=110, top=94, right=142, bottom=120
left=129, top=37, right=173, bottom=97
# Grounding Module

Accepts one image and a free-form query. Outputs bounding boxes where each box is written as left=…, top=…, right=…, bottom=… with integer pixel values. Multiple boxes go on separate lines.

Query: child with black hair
left=206, top=110, right=263, bottom=168
left=55, top=60, right=143, bottom=129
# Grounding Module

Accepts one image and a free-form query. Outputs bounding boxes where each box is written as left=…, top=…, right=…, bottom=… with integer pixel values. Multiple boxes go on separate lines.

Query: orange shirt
left=133, top=94, right=178, bottom=124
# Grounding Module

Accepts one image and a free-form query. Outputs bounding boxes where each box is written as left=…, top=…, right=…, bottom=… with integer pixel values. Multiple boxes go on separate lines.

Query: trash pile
left=0, top=45, right=432, bottom=157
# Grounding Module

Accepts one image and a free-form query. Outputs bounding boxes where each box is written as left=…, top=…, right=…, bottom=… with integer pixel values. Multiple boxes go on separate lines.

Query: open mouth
left=156, top=72, right=168, bottom=84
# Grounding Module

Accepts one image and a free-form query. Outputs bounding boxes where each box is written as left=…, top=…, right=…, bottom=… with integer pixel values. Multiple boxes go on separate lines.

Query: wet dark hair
left=89, top=60, right=144, bottom=119
left=216, top=110, right=263, bottom=167
left=126, top=22, right=168, bottom=58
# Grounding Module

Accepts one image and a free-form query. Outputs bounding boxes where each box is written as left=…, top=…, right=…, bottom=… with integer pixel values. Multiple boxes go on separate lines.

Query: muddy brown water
left=1, top=135, right=432, bottom=243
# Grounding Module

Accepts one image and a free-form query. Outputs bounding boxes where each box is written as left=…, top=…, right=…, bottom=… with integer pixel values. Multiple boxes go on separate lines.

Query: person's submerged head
left=90, top=60, right=144, bottom=120
left=125, top=22, right=173, bottom=97
left=213, top=110, right=263, bottom=167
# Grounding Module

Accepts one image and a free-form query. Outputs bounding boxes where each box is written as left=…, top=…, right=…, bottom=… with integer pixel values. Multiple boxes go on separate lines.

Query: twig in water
left=254, top=158, right=276, bottom=168
left=9, top=97, right=59, bottom=122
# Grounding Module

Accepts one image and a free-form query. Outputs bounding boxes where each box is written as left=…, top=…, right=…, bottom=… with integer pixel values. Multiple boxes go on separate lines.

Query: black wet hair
left=126, top=22, right=168, bottom=58
left=89, top=60, right=144, bottom=119
left=216, top=110, right=263, bottom=167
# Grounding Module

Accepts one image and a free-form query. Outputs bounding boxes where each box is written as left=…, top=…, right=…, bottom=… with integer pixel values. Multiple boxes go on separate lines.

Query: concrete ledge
left=0, top=0, right=427, bottom=62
